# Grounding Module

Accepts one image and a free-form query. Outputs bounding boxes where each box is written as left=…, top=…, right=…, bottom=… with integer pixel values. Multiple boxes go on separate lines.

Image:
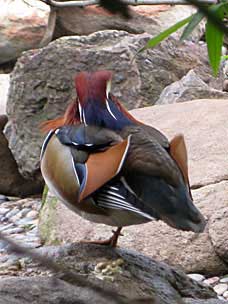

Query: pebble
left=0, top=196, right=42, bottom=274
left=10, top=208, right=30, bottom=222
left=203, top=276, right=220, bottom=286
left=0, top=195, right=9, bottom=203
left=220, top=276, right=228, bottom=283
left=187, top=273, right=205, bottom=282
left=213, top=283, right=228, bottom=296
left=223, top=291, right=228, bottom=298
left=4, top=227, right=24, bottom=234
left=26, top=210, right=38, bottom=219
left=16, top=218, right=37, bottom=226
left=0, top=207, right=10, bottom=215
left=5, top=209, right=19, bottom=219
left=0, top=223, right=14, bottom=232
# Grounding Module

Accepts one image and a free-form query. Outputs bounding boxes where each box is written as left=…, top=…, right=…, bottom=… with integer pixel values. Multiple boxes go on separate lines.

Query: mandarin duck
left=40, top=71, right=206, bottom=247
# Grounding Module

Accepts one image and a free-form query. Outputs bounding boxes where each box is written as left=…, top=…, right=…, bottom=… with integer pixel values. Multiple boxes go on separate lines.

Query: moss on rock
left=39, top=190, right=61, bottom=245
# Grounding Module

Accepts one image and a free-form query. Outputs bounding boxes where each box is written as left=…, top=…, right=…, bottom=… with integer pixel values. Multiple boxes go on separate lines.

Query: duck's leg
left=80, top=227, right=122, bottom=247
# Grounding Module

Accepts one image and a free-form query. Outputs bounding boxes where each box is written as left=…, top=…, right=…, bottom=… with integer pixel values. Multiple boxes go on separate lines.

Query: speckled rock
left=156, top=70, right=228, bottom=104
left=0, top=123, right=43, bottom=196
left=0, top=0, right=50, bottom=64
left=0, top=243, right=217, bottom=304
left=53, top=5, right=200, bottom=39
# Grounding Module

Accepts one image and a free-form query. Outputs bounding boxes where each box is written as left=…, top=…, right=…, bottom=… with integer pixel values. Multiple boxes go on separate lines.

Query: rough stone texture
left=39, top=99, right=228, bottom=275
left=0, top=74, right=10, bottom=114
left=0, top=243, right=217, bottom=304
left=6, top=31, right=222, bottom=179
left=156, top=70, right=228, bottom=104
left=0, top=125, right=43, bottom=197
left=184, top=299, right=226, bottom=304
left=209, top=208, right=228, bottom=265
left=54, top=5, right=201, bottom=40
left=0, top=0, right=50, bottom=64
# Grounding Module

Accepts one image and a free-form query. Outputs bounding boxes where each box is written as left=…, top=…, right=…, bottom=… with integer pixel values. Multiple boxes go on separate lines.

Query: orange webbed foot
left=80, top=227, right=122, bottom=248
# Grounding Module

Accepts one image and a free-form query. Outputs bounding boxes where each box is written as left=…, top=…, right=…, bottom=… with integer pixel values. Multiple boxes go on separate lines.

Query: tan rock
left=0, top=0, right=50, bottom=64
left=131, top=99, right=228, bottom=188
left=39, top=99, right=228, bottom=275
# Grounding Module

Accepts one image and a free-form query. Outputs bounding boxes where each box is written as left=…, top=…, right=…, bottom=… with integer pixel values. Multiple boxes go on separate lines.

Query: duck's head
left=41, top=70, right=140, bottom=133
left=75, top=71, right=137, bottom=130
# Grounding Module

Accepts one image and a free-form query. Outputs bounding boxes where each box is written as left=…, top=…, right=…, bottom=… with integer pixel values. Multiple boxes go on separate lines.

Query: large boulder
left=6, top=31, right=222, bottom=179
left=0, top=119, right=43, bottom=197
left=53, top=5, right=201, bottom=39
left=0, top=74, right=10, bottom=114
left=39, top=99, right=228, bottom=275
left=156, top=70, right=228, bottom=104
left=0, top=0, right=50, bottom=64
left=0, top=243, right=218, bottom=304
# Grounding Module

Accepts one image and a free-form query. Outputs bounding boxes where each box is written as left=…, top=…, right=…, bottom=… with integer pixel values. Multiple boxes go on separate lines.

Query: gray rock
left=0, top=207, right=9, bottom=215
left=213, top=284, right=228, bottom=296
left=4, top=227, right=24, bottom=234
left=5, top=209, right=20, bottom=219
left=0, top=126, right=43, bottom=197
left=184, top=299, right=226, bottom=304
left=220, top=276, right=228, bottom=283
left=6, top=31, right=220, bottom=179
left=0, top=74, right=10, bottom=114
left=11, top=208, right=31, bottom=221
left=0, top=240, right=8, bottom=251
left=0, top=243, right=217, bottom=304
left=209, top=208, right=228, bottom=265
left=156, top=70, right=228, bottom=104
left=0, top=223, right=14, bottom=232
left=54, top=5, right=200, bottom=39
left=188, top=274, right=205, bottom=282
left=0, top=0, right=50, bottom=64
left=0, top=195, right=9, bottom=203
left=16, top=218, right=37, bottom=227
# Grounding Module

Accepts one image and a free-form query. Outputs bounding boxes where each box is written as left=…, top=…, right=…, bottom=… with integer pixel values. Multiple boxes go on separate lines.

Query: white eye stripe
left=78, top=102, right=83, bottom=123
left=106, top=99, right=117, bottom=120
left=82, top=110, right=87, bottom=126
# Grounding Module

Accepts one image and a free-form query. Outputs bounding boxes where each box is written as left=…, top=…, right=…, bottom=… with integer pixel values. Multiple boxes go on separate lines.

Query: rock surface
left=156, top=70, right=228, bottom=104
left=53, top=5, right=200, bottom=39
left=39, top=99, right=228, bottom=275
left=0, top=0, right=50, bottom=64
left=0, top=243, right=218, bottom=304
left=6, top=31, right=221, bottom=179
left=0, top=125, right=43, bottom=197
left=0, top=74, right=10, bottom=114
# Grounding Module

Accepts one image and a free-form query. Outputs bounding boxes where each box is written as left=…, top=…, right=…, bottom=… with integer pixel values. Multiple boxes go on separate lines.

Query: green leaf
left=205, top=4, right=225, bottom=76
left=221, top=55, right=228, bottom=61
left=180, top=11, right=205, bottom=41
left=138, top=15, right=193, bottom=53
